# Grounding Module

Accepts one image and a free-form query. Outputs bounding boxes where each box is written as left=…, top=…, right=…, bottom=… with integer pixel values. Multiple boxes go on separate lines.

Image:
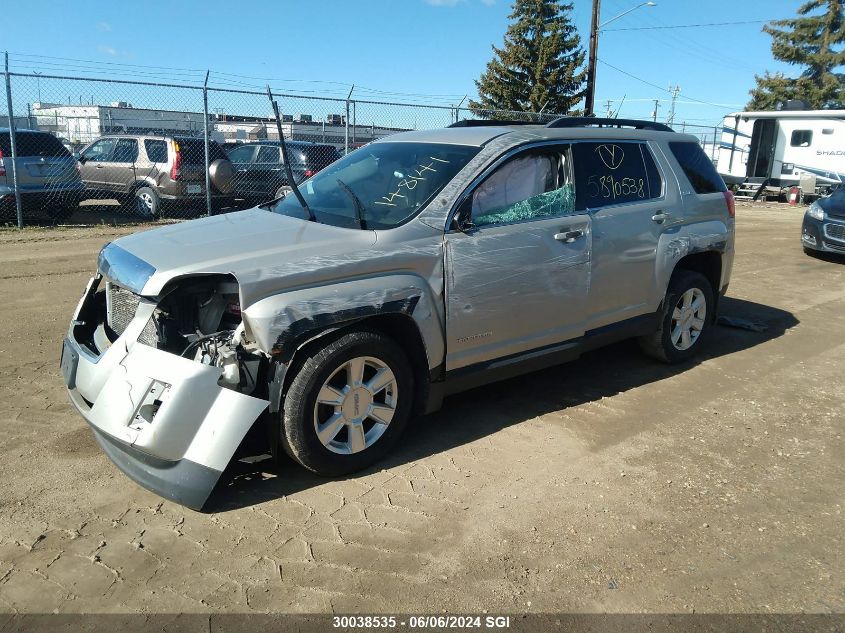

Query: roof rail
left=545, top=117, right=674, bottom=132
left=448, top=119, right=541, bottom=128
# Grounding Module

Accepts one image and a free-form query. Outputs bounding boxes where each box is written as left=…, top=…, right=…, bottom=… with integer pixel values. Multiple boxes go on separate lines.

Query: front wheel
left=639, top=269, right=714, bottom=364
left=281, top=330, right=414, bottom=476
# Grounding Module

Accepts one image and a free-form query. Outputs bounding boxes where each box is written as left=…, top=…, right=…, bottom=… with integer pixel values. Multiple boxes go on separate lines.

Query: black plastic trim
left=546, top=117, right=675, bottom=133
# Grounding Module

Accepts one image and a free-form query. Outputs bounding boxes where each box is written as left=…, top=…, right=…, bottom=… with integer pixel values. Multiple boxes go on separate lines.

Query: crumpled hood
left=106, top=208, right=377, bottom=299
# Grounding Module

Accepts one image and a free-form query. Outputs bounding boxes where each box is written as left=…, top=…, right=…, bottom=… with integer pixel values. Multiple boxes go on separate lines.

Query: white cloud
left=97, top=45, right=118, bottom=57
left=96, top=21, right=112, bottom=32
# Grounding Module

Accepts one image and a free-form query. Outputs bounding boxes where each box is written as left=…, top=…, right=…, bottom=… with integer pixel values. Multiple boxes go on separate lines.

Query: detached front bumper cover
left=62, top=275, right=268, bottom=510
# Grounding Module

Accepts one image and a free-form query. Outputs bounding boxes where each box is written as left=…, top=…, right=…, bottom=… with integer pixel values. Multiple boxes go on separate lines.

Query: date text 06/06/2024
left=332, top=615, right=512, bottom=629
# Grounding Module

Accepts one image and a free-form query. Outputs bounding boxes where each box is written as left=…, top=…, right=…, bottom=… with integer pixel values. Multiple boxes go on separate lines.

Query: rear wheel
left=639, top=269, right=714, bottom=364
left=281, top=330, right=414, bottom=476
left=134, top=186, right=160, bottom=218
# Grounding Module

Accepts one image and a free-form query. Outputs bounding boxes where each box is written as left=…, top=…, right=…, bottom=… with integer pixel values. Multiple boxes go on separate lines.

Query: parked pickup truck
left=61, top=118, right=735, bottom=509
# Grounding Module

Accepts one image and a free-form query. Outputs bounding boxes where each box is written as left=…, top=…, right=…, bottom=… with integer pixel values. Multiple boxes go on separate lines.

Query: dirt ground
left=0, top=202, right=842, bottom=617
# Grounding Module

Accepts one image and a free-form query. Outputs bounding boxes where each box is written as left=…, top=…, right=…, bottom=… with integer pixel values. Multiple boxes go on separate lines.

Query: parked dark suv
left=227, top=140, right=341, bottom=206
left=0, top=128, right=84, bottom=222
left=77, top=134, right=235, bottom=217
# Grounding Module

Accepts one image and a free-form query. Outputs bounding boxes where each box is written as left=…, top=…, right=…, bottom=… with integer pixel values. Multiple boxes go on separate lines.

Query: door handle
left=554, top=229, right=584, bottom=243
left=95, top=164, right=104, bottom=169
left=651, top=211, right=670, bottom=223
left=237, top=168, right=247, bottom=173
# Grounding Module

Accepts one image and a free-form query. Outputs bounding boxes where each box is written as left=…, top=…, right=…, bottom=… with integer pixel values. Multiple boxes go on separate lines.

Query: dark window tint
left=791, top=130, right=812, bottom=147
left=304, top=145, right=342, bottom=170
left=573, top=142, right=662, bottom=209
left=82, top=138, right=117, bottom=163
left=144, top=139, right=168, bottom=163
left=669, top=141, right=726, bottom=194
left=256, top=145, right=279, bottom=162
left=0, top=131, right=71, bottom=158
left=176, top=138, right=228, bottom=164
left=112, top=139, right=138, bottom=163
left=226, top=144, right=256, bottom=163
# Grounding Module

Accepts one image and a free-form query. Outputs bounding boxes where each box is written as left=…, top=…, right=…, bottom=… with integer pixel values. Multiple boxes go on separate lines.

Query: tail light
left=723, top=190, right=735, bottom=218
left=0, top=148, right=5, bottom=178
left=304, top=169, right=315, bottom=178
left=170, top=140, right=182, bottom=180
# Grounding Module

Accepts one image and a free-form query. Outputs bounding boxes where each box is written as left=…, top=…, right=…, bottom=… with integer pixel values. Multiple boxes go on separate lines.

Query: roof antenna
left=265, top=85, right=314, bottom=221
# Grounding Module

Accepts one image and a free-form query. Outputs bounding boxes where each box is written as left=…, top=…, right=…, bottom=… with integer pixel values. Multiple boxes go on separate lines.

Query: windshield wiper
left=266, top=85, right=316, bottom=222
left=336, top=178, right=367, bottom=230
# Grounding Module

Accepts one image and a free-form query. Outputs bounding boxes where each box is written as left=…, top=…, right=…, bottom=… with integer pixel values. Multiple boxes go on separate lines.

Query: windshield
left=270, top=141, right=480, bottom=229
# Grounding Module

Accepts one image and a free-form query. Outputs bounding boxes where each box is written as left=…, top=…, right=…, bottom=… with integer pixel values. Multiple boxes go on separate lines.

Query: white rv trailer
left=717, top=109, right=845, bottom=200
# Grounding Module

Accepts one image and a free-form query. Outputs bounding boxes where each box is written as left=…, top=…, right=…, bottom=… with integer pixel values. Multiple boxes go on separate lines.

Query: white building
left=30, top=102, right=408, bottom=150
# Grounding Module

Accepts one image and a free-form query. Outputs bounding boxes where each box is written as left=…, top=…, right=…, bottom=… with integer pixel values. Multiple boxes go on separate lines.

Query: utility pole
left=604, top=100, right=613, bottom=118
left=667, top=84, right=680, bottom=127
left=585, top=0, right=601, bottom=117
left=652, top=99, right=660, bottom=122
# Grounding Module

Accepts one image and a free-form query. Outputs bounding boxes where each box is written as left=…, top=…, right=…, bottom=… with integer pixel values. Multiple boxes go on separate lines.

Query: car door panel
left=79, top=138, right=117, bottom=192
left=251, top=145, right=283, bottom=199
left=444, top=145, right=592, bottom=372
left=571, top=141, right=671, bottom=330
left=104, top=138, right=138, bottom=195
left=445, top=214, right=591, bottom=371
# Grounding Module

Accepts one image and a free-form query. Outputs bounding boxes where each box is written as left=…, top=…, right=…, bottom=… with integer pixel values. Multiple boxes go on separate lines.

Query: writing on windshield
left=374, top=157, right=451, bottom=207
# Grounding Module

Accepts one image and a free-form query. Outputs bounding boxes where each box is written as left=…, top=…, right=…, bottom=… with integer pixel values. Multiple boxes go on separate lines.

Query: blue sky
left=1, top=0, right=812, bottom=129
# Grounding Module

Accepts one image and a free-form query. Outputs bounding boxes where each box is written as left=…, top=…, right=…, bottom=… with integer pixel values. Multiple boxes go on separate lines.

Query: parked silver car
left=61, top=118, right=735, bottom=509
left=0, top=128, right=83, bottom=222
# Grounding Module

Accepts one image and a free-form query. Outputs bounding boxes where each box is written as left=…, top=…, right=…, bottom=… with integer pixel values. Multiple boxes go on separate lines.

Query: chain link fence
left=1, top=57, right=720, bottom=228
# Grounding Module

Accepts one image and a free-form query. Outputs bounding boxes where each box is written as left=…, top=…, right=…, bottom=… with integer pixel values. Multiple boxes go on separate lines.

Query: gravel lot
left=0, top=203, right=842, bottom=616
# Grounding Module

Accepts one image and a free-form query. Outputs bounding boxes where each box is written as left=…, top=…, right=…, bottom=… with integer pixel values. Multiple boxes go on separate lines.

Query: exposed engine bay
left=82, top=274, right=270, bottom=399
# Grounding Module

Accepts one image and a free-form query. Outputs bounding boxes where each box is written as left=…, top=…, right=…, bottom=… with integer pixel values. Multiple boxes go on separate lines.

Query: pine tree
left=470, top=0, right=586, bottom=117
left=749, top=0, right=845, bottom=109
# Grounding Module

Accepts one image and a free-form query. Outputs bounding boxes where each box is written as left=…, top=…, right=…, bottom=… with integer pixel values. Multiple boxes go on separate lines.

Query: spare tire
left=208, top=159, right=234, bottom=194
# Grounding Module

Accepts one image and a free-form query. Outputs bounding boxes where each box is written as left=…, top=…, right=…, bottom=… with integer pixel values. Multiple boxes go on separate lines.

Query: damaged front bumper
left=61, top=275, right=268, bottom=510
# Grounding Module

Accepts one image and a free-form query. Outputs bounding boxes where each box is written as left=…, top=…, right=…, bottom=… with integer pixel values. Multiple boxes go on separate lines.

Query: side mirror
left=452, top=197, right=475, bottom=232
left=75, top=152, right=86, bottom=163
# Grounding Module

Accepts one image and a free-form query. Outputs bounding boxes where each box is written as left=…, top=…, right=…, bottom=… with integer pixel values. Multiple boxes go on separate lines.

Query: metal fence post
left=344, top=85, right=354, bottom=155
left=202, top=71, right=212, bottom=217
left=712, top=125, right=719, bottom=161
left=4, top=52, right=23, bottom=228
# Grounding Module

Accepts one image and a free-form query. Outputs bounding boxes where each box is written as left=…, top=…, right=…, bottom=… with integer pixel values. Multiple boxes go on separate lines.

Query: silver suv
left=0, top=128, right=84, bottom=222
left=61, top=118, right=735, bottom=509
left=77, top=134, right=235, bottom=216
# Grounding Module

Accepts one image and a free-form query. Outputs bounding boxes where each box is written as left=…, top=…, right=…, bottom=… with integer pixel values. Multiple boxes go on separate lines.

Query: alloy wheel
left=312, top=356, right=398, bottom=455
left=670, top=287, right=706, bottom=351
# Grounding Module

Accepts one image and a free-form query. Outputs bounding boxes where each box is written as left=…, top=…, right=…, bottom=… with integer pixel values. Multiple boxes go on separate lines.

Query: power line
left=597, top=58, right=733, bottom=109
left=602, top=18, right=772, bottom=32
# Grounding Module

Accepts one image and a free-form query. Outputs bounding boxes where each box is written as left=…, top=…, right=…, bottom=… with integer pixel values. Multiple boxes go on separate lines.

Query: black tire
left=639, top=269, right=714, bottom=364
left=133, top=186, right=160, bottom=218
left=47, top=205, right=76, bottom=223
left=281, top=330, right=414, bottom=476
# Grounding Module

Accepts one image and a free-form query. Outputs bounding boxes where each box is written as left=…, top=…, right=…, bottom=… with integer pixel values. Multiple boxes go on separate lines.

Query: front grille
left=107, top=282, right=141, bottom=335
left=823, top=222, right=845, bottom=242
left=106, top=282, right=158, bottom=346
left=823, top=240, right=845, bottom=253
